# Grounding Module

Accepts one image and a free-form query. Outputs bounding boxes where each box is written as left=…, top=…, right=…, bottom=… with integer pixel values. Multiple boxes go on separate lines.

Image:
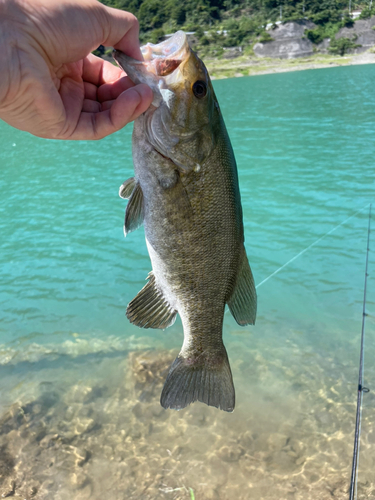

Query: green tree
left=329, top=36, right=361, bottom=55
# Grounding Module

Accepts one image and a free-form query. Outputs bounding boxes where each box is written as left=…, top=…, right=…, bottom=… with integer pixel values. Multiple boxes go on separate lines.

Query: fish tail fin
left=160, top=347, right=235, bottom=412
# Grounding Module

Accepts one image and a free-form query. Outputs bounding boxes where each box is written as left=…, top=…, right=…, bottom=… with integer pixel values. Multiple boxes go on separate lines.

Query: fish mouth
left=140, top=31, right=188, bottom=76
left=113, top=31, right=190, bottom=95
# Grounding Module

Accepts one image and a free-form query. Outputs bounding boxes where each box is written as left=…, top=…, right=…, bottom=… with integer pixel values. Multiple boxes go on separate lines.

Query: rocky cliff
left=253, top=20, right=316, bottom=59
left=335, top=16, right=375, bottom=53
left=253, top=16, right=375, bottom=59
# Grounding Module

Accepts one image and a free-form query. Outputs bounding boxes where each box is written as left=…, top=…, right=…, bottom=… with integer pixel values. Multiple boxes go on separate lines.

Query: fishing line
left=349, top=204, right=372, bottom=500
left=247, top=203, right=372, bottom=497
left=256, top=203, right=371, bottom=289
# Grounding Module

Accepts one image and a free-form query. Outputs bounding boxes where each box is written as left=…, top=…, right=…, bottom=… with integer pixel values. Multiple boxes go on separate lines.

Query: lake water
left=0, top=64, right=375, bottom=500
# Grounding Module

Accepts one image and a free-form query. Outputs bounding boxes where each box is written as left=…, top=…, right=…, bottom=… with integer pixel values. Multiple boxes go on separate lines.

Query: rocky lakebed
left=0, top=337, right=374, bottom=500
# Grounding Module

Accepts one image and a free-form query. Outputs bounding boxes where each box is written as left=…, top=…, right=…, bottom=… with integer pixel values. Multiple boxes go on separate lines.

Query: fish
left=113, top=31, right=257, bottom=412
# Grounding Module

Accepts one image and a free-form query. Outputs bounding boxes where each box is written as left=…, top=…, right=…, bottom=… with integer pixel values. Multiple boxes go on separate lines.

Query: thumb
left=66, top=83, right=153, bottom=140
left=99, top=4, right=143, bottom=60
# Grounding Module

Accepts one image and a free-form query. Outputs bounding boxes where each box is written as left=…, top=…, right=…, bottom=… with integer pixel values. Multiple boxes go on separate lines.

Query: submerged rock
left=0, top=347, right=373, bottom=499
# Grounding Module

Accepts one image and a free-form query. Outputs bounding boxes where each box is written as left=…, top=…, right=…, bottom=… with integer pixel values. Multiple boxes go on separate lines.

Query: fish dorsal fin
left=227, top=247, right=257, bottom=326
left=124, top=182, right=144, bottom=236
left=127, top=272, right=177, bottom=329
left=119, top=177, right=136, bottom=199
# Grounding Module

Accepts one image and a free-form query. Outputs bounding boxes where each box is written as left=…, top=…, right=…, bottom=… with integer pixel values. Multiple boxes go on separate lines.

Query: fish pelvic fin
left=119, top=177, right=136, bottom=199
left=127, top=272, right=177, bottom=329
left=123, top=181, right=144, bottom=236
left=160, top=347, right=235, bottom=412
left=227, top=247, right=257, bottom=326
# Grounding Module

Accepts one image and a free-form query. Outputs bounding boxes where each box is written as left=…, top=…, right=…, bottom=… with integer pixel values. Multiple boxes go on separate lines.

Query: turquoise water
left=1, top=64, right=375, bottom=499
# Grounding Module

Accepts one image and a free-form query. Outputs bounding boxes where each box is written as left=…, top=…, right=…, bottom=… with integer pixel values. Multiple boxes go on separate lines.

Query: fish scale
left=113, top=31, right=257, bottom=412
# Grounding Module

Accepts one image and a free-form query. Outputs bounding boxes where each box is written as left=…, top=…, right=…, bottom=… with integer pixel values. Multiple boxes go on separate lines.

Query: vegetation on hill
left=100, top=0, right=375, bottom=56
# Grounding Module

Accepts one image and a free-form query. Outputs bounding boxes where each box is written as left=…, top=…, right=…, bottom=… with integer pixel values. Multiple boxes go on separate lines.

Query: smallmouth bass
left=113, top=31, right=257, bottom=412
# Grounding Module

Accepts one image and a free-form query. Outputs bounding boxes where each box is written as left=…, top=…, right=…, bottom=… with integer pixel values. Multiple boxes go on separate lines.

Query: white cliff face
left=335, top=17, right=375, bottom=53
left=253, top=16, right=375, bottom=59
left=253, top=20, right=316, bottom=59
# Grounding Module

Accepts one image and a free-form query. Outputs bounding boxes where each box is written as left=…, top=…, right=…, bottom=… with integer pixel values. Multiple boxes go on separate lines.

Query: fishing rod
left=249, top=202, right=372, bottom=498
left=349, top=204, right=372, bottom=500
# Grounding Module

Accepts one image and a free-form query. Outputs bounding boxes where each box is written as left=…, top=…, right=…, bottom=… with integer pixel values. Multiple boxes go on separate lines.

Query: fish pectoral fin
left=119, top=177, right=136, bottom=199
left=227, top=247, right=257, bottom=326
left=124, top=181, right=144, bottom=236
left=126, top=272, right=177, bottom=329
left=160, top=347, right=235, bottom=412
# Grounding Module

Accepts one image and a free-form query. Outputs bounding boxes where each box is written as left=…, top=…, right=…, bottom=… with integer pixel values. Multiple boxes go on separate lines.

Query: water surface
left=0, top=64, right=375, bottom=499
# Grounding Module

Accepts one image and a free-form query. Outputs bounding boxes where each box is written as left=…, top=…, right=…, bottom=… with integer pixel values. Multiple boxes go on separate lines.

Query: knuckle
left=127, top=13, right=139, bottom=32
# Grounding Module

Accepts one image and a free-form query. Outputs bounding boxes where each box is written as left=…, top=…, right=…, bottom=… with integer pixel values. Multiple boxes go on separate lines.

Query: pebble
left=1, top=479, right=15, bottom=498
left=73, top=418, right=95, bottom=435
left=39, top=433, right=59, bottom=449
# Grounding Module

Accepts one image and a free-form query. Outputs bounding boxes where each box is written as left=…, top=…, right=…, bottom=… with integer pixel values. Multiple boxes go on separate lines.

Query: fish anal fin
left=119, top=177, right=136, bottom=199
left=227, top=247, right=257, bottom=326
left=126, top=272, right=177, bottom=329
left=160, top=347, right=235, bottom=412
left=124, top=182, right=144, bottom=236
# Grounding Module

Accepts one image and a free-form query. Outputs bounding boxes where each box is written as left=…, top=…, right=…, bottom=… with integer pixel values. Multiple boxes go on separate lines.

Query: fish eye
left=192, top=80, right=207, bottom=99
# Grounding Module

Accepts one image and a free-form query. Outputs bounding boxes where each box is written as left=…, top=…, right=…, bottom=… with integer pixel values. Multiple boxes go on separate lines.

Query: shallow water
left=1, top=64, right=375, bottom=499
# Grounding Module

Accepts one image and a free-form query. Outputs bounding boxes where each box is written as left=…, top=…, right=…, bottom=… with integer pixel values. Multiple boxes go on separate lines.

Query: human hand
left=0, top=0, right=153, bottom=140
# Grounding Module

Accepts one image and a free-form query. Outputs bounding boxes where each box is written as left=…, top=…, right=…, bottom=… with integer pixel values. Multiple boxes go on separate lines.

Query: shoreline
left=205, top=50, right=375, bottom=79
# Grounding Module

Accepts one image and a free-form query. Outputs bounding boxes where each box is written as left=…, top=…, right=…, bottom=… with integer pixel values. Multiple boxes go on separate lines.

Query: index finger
left=101, top=7, right=143, bottom=61
left=83, top=54, right=124, bottom=87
